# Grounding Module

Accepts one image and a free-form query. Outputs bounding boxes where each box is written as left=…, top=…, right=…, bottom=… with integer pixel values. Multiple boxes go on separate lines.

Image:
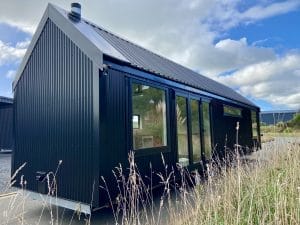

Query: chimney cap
left=71, top=2, right=81, bottom=8
left=68, top=2, right=81, bottom=22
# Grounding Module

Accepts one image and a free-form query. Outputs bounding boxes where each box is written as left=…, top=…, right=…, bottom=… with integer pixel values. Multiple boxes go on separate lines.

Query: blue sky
left=0, top=23, right=31, bottom=97
left=224, top=10, right=300, bottom=51
left=0, top=0, right=299, bottom=110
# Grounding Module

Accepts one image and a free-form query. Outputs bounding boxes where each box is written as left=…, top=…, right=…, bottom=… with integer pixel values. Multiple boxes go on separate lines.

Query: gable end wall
left=13, top=19, right=96, bottom=204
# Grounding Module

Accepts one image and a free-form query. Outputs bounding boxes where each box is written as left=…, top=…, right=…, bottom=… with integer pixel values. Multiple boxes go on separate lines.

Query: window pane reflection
left=190, top=99, right=201, bottom=163
left=132, top=83, right=167, bottom=150
left=202, top=102, right=212, bottom=159
left=176, top=96, right=189, bottom=166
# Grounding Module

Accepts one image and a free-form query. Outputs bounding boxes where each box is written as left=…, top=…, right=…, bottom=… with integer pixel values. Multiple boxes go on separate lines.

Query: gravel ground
left=0, top=154, right=11, bottom=193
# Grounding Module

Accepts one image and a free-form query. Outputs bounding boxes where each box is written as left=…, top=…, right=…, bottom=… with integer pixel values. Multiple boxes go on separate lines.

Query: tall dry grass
left=102, top=123, right=300, bottom=224
left=168, top=138, right=300, bottom=225
left=1, top=137, right=299, bottom=225
left=104, top=137, right=300, bottom=225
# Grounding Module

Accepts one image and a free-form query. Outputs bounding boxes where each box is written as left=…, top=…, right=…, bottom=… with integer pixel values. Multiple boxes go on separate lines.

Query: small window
left=251, top=110, right=258, bottom=138
left=224, top=105, right=242, bottom=117
left=132, top=83, right=167, bottom=150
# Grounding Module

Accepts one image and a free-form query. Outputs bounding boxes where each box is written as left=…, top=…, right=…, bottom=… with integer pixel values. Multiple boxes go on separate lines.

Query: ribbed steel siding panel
left=0, top=105, right=13, bottom=149
left=99, top=68, right=127, bottom=172
left=88, top=23, right=254, bottom=107
left=98, top=68, right=175, bottom=203
left=98, top=68, right=127, bottom=203
left=210, top=100, right=253, bottom=157
left=13, top=20, right=94, bottom=204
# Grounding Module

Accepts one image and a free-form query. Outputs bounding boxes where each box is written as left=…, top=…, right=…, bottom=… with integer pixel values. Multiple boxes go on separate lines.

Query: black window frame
left=251, top=110, right=259, bottom=139
left=189, top=96, right=202, bottom=165
left=174, top=92, right=212, bottom=167
left=175, top=92, right=191, bottom=166
left=129, top=78, right=171, bottom=156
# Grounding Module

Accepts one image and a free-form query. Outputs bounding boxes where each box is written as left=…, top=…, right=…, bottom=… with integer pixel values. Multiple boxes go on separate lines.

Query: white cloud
left=241, top=0, right=300, bottom=21
left=0, top=0, right=299, bottom=109
left=205, top=0, right=300, bottom=30
left=5, top=70, right=16, bottom=79
left=184, top=37, right=276, bottom=76
left=15, top=39, right=30, bottom=49
left=218, top=53, right=300, bottom=109
left=0, top=40, right=27, bottom=66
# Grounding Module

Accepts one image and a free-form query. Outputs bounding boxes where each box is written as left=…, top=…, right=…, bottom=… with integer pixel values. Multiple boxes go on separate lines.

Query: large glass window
left=132, top=83, right=167, bottom=150
left=176, top=96, right=189, bottom=166
left=202, top=102, right=212, bottom=159
left=190, top=99, right=201, bottom=163
left=251, top=110, right=258, bottom=138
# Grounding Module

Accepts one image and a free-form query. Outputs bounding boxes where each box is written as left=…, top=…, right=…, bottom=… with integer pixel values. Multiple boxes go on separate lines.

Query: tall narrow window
left=132, top=83, right=167, bottom=150
left=202, top=102, right=212, bottom=159
left=251, top=110, right=258, bottom=138
left=190, top=99, right=201, bottom=163
left=176, top=96, right=189, bottom=166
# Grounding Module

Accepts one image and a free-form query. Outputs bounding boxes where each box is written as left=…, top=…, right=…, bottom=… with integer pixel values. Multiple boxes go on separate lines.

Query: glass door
left=201, top=101, right=212, bottom=159
left=190, top=98, right=201, bottom=163
left=176, top=95, right=189, bottom=167
left=175, top=93, right=212, bottom=165
left=176, top=94, right=203, bottom=166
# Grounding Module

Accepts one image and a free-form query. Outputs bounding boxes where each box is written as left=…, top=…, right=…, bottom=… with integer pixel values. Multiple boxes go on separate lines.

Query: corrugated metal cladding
left=13, top=19, right=95, bottom=204
left=98, top=68, right=127, bottom=202
left=210, top=101, right=253, bottom=157
left=98, top=68, right=175, bottom=201
left=86, top=21, right=255, bottom=107
left=0, top=104, right=13, bottom=150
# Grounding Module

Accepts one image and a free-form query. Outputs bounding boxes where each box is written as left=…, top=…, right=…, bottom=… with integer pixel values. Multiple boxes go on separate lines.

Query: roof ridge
left=83, top=18, right=256, bottom=107
left=15, top=3, right=256, bottom=108
left=82, top=19, right=205, bottom=76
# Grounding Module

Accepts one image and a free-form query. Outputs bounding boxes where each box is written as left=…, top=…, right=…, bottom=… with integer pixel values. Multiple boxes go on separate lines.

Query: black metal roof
left=13, top=4, right=257, bottom=108
left=84, top=20, right=256, bottom=107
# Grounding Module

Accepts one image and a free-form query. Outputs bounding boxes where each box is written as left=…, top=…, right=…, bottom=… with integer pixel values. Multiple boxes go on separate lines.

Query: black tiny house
left=0, top=96, right=13, bottom=152
left=12, top=3, right=260, bottom=213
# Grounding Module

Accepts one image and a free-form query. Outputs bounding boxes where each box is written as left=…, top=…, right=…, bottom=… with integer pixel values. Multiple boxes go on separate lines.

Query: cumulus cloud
left=180, top=37, right=276, bottom=76
left=5, top=70, right=16, bottom=79
left=0, top=40, right=28, bottom=66
left=0, top=0, right=299, bottom=109
left=240, top=0, right=300, bottom=21
left=218, top=53, right=300, bottom=109
left=205, top=0, right=300, bottom=30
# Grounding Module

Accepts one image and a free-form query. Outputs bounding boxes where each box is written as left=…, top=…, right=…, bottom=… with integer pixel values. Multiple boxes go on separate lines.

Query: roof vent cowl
left=68, top=3, right=81, bottom=22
